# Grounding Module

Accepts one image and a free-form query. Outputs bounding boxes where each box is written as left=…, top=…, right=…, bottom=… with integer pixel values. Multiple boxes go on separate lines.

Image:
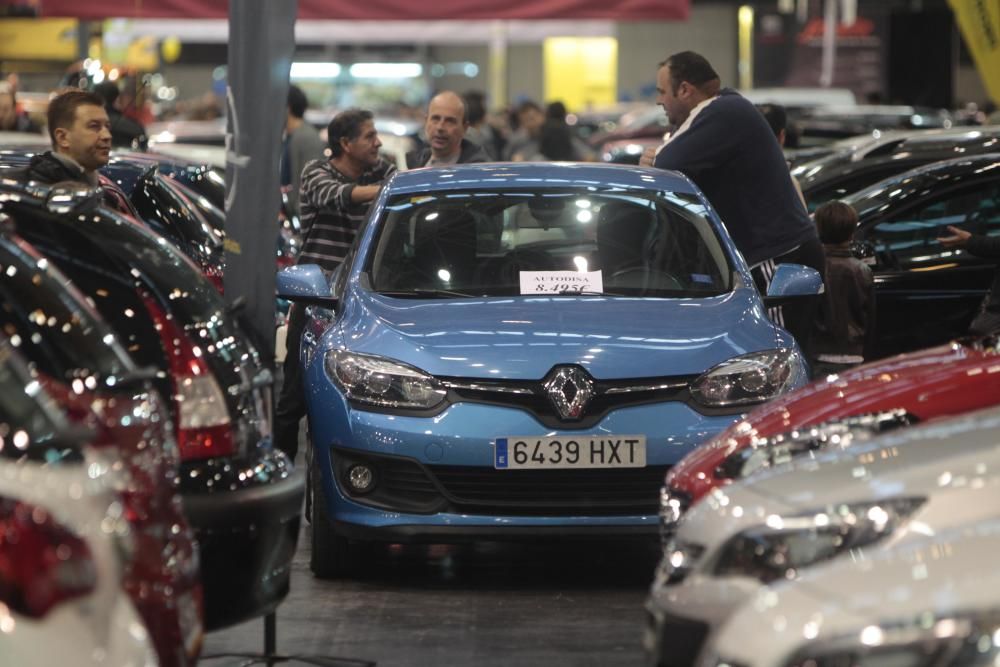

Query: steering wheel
left=609, top=265, right=683, bottom=290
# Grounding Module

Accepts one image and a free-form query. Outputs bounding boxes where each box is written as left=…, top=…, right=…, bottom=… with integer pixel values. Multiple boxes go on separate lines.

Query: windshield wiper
left=556, top=289, right=607, bottom=296
left=377, top=288, right=478, bottom=299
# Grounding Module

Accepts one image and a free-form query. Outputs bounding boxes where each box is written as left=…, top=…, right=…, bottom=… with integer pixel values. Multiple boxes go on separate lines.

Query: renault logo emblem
left=544, top=366, right=594, bottom=420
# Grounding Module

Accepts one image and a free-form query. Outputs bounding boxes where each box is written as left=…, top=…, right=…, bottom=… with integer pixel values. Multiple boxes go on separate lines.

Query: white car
left=0, top=340, right=156, bottom=667
left=703, top=516, right=1000, bottom=667
left=644, top=404, right=1000, bottom=667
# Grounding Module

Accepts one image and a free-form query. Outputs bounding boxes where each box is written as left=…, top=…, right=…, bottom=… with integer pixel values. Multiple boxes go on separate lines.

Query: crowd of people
left=7, top=51, right=1000, bottom=461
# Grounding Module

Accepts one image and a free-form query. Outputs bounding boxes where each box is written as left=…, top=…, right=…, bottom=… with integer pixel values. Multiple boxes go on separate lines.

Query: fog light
left=346, top=464, right=375, bottom=494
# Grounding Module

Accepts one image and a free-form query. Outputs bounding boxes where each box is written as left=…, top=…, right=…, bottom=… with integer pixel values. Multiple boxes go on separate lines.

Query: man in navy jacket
left=640, top=51, right=824, bottom=349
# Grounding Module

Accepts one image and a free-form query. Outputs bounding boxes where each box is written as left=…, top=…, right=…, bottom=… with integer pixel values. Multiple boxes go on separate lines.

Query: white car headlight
left=324, top=350, right=447, bottom=410
left=713, top=497, right=925, bottom=583
left=715, top=409, right=916, bottom=481
left=654, top=537, right=705, bottom=587
left=690, top=349, right=806, bottom=408
left=782, top=611, right=1000, bottom=667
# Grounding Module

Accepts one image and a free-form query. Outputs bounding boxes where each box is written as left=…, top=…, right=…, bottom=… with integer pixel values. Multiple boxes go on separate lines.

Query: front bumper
left=309, top=397, right=738, bottom=534
left=180, top=449, right=304, bottom=631
left=644, top=575, right=762, bottom=667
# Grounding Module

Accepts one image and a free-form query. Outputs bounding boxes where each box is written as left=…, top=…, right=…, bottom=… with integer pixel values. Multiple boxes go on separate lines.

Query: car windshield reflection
left=367, top=189, right=731, bottom=299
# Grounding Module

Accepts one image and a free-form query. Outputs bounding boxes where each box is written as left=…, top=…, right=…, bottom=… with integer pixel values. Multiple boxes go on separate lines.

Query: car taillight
left=140, top=294, right=235, bottom=461
left=0, top=497, right=98, bottom=618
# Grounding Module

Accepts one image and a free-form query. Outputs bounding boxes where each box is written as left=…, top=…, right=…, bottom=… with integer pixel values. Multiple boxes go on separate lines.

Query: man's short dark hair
left=757, top=103, right=786, bottom=136
left=287, top=84, right=308, bottom=119
left=814, top=201, right=859, bottom=245
left=47, top=90, right=106, bottom=147
left=327, top=108, right=373, bottom=157
left=516, top=100, right=542, bottom=116
left=660, top=51, right=720, bottom=94
left=464, top=91, right=486, bottom=125
left=94, top=81, right=120, bottom=108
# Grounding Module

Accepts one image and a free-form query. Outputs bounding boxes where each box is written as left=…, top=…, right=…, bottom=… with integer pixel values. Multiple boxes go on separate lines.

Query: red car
left=662, top=337, right=1000, bottom=528
left=0, top=231, right=204, bottom=665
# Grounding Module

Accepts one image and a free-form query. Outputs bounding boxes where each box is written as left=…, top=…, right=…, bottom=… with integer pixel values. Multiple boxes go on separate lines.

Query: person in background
left=22, top=90, right=111, bottom=186
left=406, top=90, right=490, bottom=168
left=0, top=81, right=39, bottom=133
left=503, top=100, right=546, bottom=160
left=281, top=84, right=326, bottom=216
left=640, top=50, right=824, bottom=352
left=810, top=201, right=875, bottom=377
left=17, top=89, right=138, bottom=217
left=937, top=224, right=1000, bottom=336
left=275, top=108, right=397, bottom=460
left=94, top=81, right=147, bottom=149
left=757, top=102, right=806, bottom=208
left=463, top=91, right=501, bottom=159
left=512, top=101, right=594, bottom=162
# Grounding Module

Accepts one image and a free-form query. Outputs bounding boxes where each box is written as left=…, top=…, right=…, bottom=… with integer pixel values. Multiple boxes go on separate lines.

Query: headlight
left=659, top=486, right=692, bottom=546
left=324, top=350, right=447, bottom=410
left=690, top=349, right=806, bottom=408
left=715, top=410, right=916, bottom=481
left=654, top=537, right=705, bottom=587
left=784, top=611, right=1000, bottom=667
left=713, top=497, right=925, bottom=583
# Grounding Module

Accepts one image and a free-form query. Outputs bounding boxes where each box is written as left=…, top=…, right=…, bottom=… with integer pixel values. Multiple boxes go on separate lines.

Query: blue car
left=278, top=162, right=821, bottom=577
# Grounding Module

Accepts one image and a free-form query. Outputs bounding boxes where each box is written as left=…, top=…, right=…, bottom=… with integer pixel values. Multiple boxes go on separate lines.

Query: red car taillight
left=0, top=497, right=98, bottom=618
left=141, top=294, right=235, bottom=461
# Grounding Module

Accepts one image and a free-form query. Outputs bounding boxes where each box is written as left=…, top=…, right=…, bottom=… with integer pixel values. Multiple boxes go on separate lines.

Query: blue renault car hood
left=328, top=284, right=781, bottom=380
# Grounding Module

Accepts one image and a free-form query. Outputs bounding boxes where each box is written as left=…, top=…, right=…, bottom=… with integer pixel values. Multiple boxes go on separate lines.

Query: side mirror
left=763, top=263, right=824, bottom=309
left=276, top=264, right=339, bottom=309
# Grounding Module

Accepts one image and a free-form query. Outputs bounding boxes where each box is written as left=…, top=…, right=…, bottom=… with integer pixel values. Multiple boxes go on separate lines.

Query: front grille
left=431, top=465, right=670, bottom=516
left=443, top=374, right=698, bottom=429
left=332, top=448, right=668, bottom=517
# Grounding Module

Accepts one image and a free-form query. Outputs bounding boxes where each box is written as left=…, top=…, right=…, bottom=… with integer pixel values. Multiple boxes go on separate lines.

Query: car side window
left=862, top=181, right=1000, bottom=269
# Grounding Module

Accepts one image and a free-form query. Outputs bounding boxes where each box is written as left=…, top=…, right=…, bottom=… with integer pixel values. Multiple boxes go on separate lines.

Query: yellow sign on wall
left=949, top=0, right=1000, bottom=106
left=0, top=19, right=78, bottom=61
left=543, top=37, right=617, bottom=112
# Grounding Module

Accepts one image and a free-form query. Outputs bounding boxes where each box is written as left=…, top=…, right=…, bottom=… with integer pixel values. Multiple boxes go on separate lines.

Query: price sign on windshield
left=519, top=271, right=604, bottom=295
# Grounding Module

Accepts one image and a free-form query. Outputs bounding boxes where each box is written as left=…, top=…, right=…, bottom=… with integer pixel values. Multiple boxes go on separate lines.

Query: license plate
left=494, top=436, right=646, bottom=469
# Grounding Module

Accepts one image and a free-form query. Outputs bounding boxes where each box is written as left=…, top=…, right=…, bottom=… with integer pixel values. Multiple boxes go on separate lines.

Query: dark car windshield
left=105, top=162, right=224, bottom=250
left=0, top=234, right=132, bottom=382
left=367, top=188, right=731, bottom=298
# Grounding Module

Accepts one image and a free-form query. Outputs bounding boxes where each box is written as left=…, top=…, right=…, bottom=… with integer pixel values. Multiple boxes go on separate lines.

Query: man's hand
left=937, top=224, right=972, bottom=248
left=638, top=146, right=657, bottom=167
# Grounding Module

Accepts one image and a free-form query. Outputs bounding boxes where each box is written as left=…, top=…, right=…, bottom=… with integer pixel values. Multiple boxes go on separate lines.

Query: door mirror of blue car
left=763, top=263, right=824, bottom=309
left=276, top=264, right=340, bottom=309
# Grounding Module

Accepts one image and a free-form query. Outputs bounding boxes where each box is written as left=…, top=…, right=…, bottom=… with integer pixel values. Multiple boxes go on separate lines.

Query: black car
left=0, top=149, right=226, bottom=289
left=795, top=126, right=1000, bottom=211
left=0, top=179, right=304, bottom=631
left=843, top=153, right=1000, bottom=357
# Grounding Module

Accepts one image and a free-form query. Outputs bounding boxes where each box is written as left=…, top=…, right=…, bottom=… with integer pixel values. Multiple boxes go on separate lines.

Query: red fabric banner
left=35, top=0, right=689, bottom=20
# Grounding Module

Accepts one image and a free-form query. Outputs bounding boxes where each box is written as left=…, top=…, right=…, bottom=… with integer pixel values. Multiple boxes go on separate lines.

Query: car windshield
left=367, top=188, right=731, bottom=298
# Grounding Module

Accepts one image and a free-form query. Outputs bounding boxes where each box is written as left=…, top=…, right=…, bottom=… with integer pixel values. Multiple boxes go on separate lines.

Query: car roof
left=387, top=162, right=701, bottom=196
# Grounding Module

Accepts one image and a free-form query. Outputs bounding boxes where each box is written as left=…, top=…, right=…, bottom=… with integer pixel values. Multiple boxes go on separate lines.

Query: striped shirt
left=296, top=157, right=396, bottom=272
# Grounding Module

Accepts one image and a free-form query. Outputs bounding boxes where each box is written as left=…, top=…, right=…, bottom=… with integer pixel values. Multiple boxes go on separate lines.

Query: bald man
left=406, top=91, right=491, bottom=168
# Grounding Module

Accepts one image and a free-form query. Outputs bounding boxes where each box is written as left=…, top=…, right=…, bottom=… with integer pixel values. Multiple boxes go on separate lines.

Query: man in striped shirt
left=276, top=108, right=397, bottom=460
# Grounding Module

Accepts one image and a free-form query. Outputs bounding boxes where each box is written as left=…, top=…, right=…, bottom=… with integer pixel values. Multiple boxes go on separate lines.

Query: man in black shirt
left=640, top=51, right=824, bottom=348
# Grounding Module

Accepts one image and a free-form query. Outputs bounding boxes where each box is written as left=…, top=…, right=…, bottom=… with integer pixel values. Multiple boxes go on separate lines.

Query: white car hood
left=676, top=405, right=1000, bottom=551
left=709, top=518, right=1000, bottom=666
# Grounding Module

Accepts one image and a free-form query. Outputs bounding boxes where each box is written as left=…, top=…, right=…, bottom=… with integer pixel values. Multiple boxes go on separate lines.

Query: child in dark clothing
left=810, top=201, right=876, bottom=378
